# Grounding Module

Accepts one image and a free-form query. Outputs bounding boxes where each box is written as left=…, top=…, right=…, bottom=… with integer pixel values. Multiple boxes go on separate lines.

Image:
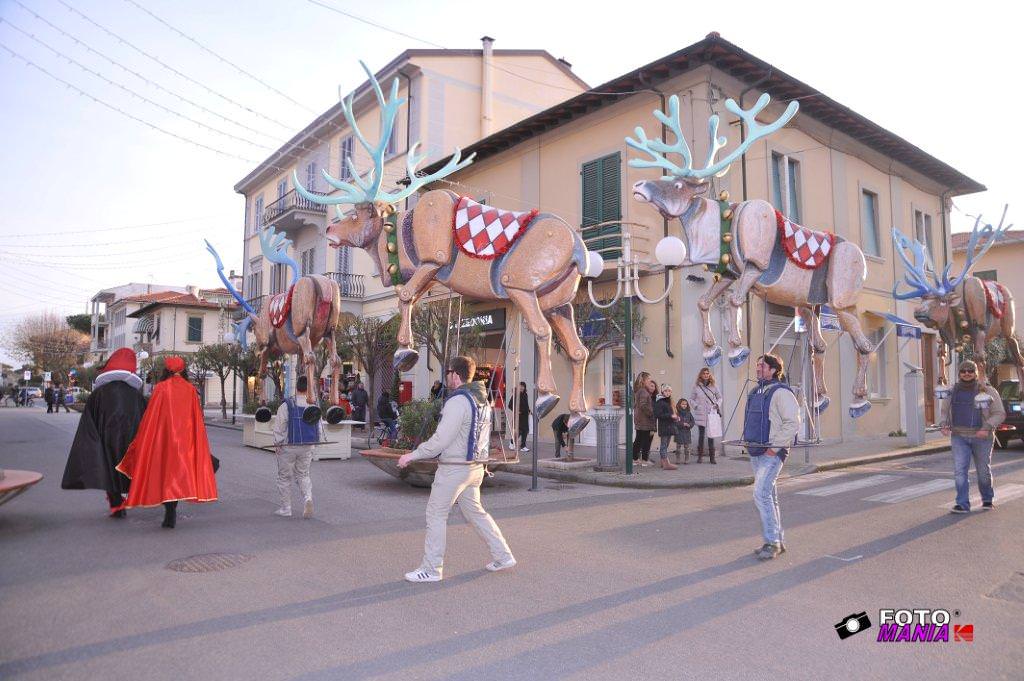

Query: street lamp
left=587, top=231, right=686, bottom=475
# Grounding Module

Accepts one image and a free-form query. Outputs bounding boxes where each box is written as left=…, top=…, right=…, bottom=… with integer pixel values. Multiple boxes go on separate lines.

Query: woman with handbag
left=690, top=367, right=723, bottom=464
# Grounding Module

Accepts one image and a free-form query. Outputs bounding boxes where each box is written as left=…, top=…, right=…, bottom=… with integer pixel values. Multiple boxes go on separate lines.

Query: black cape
left=61, top=378, right=147, bottom=495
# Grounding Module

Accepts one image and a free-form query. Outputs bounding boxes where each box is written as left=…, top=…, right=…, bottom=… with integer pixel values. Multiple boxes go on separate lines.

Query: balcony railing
left=582, top=222, right=622, bottom=260
left=263, top=188, right=327, bottom=224
left=326, top=272, right=365, bottom=298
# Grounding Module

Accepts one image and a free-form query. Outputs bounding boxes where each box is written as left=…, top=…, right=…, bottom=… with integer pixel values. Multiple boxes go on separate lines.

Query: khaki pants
left=421, top=464, right=513, bottom=573
left=276, top=445, right=313, bottom=510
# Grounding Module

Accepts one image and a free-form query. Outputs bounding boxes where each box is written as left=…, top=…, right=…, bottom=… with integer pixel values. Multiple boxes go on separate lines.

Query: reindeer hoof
left=302, top=405, right=323, bottom=425
left=814, top=396, right=830, bottom=414
left=849, top=400, right=871, bottom=419
left=255, top=406, right=273, bottom=423
left=934, top=386, right=952, bottom=400
left=325, top=406, right=345, bottom=425
left=567, top=413, right=591, bottom=438
left=535, top=393, right=560, bottom=419
left=393, top=349, right=419, bottom=371
left=728, top=347, right=750, bottom=368
left=703, top=346, right=722, bottom=367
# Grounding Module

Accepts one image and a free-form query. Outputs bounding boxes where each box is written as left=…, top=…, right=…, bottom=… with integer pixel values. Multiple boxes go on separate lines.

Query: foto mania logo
left=874, top=609, right=974, bottom=643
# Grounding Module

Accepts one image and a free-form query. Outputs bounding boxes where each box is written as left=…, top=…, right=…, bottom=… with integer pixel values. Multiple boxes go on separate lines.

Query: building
left=88, top=283, right=188, bottom=364
left=236, top=33, right=984, bottom=446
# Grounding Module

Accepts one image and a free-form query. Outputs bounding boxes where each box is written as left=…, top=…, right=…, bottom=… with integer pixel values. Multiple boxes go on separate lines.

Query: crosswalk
left=785, top=472, right=1024, bottom=508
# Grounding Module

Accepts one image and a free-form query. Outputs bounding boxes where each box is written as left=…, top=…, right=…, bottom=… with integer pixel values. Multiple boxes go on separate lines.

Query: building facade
left=88, top=283, right=188, bottom=365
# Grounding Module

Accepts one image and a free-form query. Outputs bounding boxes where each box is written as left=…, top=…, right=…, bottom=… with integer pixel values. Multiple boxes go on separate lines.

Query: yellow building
left=236, top=34, right=983, bottom=446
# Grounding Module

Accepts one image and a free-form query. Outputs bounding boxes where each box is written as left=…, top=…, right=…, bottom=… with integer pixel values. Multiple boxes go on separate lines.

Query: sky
left=0, top=0, right=1020, bottom=367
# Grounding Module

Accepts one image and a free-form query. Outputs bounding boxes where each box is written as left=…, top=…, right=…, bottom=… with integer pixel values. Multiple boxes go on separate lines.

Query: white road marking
left=937, top=483, right=1024, bottom=510
left=779, top=471, right=845, bottom=486
left=863, top=478, right=954, bottom=503
left=796, top=474, right=900, bottom=497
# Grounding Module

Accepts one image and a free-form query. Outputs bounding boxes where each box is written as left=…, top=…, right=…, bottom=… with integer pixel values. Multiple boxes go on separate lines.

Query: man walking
left=743, top=354, right=800, bottom=561
left=398, top=356, right=515, bottom=582
left=941, top=360, right=1004, bottom=513
left=55, top=383, right=70, bottom=413
left=351, top=381, right=368, bottom=429
left=44, top=383, right=55, bottom=413
left=272, top=375, right=319, bottom=519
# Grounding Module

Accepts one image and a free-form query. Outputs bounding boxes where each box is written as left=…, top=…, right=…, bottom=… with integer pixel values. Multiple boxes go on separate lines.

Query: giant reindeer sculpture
left=893, top=208, right=1022, bottom=386
left=628, top=94, right=875, bottom=418
left=206, top=227, right=344, bottom=424
left=294, top=63, right=605, bottom=435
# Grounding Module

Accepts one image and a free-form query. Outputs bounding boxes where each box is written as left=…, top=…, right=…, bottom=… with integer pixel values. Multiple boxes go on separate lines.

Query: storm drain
left=988, top=572, right=1024, bottom=604
left=166, top=553, right=255, bottom=573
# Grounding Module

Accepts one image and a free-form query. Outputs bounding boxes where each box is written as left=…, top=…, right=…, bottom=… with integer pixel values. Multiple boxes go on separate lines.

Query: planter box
left=240, top=414, right=276, bottom=450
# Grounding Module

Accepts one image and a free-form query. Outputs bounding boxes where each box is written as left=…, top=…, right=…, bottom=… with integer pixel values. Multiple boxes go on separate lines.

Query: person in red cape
left=116, top=356, right=218, bottom=528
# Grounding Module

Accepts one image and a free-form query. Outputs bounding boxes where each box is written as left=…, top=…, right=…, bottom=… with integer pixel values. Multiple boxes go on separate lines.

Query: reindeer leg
left=973, top=329, right=989, bottom=385
left=393, top=265, right=441, bottom=371
left=507, top=288, right=559, bottom=419
left=835, top=305, right=873, bottom=418
left=545, top=303, right=590, bottom=439
left=296, top=331, right=322, bottom=424
left=799, top=306, right=829, bottom=413
left=723, top=266, right=763, bottom=367
left=324, top=328, right=345, bottom=424
left=697, top=276, right=735, bottom=367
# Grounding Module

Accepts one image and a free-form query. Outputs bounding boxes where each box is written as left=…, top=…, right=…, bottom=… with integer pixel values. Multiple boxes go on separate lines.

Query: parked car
left=24, top=386, right=42, bottom=399
left=996, top=380, right=1023, bottom=449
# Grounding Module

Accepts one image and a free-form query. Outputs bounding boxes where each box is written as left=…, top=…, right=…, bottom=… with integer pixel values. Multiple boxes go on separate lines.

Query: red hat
left=165, top=356, right=186, bottom=373
left=102, top=348, right=137, bottom=374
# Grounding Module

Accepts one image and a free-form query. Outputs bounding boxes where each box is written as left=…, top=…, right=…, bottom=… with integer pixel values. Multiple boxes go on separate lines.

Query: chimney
left=186, top=284, right=198, bottom=298
left=557, top=57, right=572, bottom=69
left=481, top=36, right=494, bottom=137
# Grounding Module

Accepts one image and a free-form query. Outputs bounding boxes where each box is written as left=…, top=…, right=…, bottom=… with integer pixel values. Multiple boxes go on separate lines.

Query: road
left=1, top=404, right=1022, bottom=680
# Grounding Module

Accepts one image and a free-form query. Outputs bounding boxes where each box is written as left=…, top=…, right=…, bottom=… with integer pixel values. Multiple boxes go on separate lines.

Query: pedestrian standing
left=509, top=382, right=531, bottom=452
left=429, top=380, right=444, bottom=400
left=45, top=383, right=55, bottom=413
left=690, top=367, right=722, bottom=464
left=351, top=381, right=369, bottom=429
left=55, top=383, right=70, bottom=413
left=653, top=384, right=679, bottom=470
left=377, top=389, right=398, bottom=441
left=397, top=356, right=515, bottom=582
left=941, top=360, right=1004, bottom=513
left=632, top=372, right=656, bottom=466
left=674, top=398, right=695, bottom=464
left=743, top=354, right=800, bottom=561
left=61, top=348, right=147, bottom=517
left=116, top=356, right=218, bottom=529
left=272, top=375, right=318, bottom=519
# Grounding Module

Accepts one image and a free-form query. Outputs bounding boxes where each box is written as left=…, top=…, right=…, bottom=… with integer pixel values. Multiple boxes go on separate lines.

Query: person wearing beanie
left=117, top=355, right=218, bottom=528
left=61, top=348, right=147, bottom=517
left=941, top=359, right=1004, bottom=513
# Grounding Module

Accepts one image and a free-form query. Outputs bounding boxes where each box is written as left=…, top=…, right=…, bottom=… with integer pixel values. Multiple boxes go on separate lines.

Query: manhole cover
left=166, top=553, right=254, bottom=573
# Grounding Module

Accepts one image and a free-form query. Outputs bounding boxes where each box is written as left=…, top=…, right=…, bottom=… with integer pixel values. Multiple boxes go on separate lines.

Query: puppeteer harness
left=436, top=386, right=493, bottom=465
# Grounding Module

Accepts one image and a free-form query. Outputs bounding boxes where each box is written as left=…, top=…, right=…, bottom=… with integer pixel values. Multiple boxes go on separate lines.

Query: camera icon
left=834, top=612, right=872, bottom=639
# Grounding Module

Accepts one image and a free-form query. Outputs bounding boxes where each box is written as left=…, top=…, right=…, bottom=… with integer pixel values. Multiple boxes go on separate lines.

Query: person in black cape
left=61, top=348, right=147, bottom=518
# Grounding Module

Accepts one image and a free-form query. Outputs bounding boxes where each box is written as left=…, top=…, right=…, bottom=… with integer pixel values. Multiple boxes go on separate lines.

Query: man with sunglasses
left=941, top=360, right=1004, bottom=513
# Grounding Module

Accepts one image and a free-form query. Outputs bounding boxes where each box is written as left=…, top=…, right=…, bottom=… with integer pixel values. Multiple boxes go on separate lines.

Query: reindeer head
left=296, top=61, right=474, bottom=234
left=627, top=93, right=799, bottom=219
left=893, top=206, right=1012, bottom=330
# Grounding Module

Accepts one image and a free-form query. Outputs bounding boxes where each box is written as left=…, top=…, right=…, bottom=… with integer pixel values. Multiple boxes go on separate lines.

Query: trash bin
left=592, top=406, right=624, bottom=472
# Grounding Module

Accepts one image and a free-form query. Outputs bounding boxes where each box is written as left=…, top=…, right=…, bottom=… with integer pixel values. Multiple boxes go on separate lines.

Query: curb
left=205, top=420, right=243, bottom=432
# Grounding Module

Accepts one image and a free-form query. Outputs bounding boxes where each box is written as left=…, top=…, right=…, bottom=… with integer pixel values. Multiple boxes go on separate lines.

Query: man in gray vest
left=941, top=360, right=1004, bottom=513
left=398, top=355, right=515, bottom=582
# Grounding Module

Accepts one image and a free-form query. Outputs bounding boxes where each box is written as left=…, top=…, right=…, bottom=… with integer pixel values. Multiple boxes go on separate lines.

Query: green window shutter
left=581, top=159, right=602, bottom=228
left=581, top=152, right=622, bottom=259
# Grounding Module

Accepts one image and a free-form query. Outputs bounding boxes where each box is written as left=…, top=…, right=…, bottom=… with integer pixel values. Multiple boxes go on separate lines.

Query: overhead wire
left=1, top=213, right=232, bottom=238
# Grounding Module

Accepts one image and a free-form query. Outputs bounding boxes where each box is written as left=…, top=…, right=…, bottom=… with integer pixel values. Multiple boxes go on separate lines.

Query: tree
left=194, top=343, right=235, bottom=419
left=228, top=344, right=260, bottom=409
left=411, top=298, right=484, bottom=369
left=66, top=314, right=92, bottom=336
left=551, top=298, right=645, bottom=359
left=336, top=312, right=399, bottom=427
left=3, top=312, right=90, bottom=383
left=960, top=335, right=1018, bottom=384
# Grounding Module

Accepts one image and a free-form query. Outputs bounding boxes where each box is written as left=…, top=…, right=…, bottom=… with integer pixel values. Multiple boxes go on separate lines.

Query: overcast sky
left=0, top=0, right=1019, bottom=367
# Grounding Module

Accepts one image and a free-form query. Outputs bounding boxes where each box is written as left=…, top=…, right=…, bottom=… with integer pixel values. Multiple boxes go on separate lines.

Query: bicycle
left=369, top=420, right=399, bottom=448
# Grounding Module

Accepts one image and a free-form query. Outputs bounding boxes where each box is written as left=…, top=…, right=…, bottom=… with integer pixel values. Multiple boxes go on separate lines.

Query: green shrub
left=396, top=398, right=442, bottom=449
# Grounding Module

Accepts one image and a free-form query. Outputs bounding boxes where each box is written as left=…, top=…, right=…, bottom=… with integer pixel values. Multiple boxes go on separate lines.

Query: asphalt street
left=1, top=404, right=1023, bottom=680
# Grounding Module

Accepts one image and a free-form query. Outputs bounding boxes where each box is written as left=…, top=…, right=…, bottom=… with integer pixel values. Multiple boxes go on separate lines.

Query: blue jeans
left=382, top=418, right=398, bottom=440
left=751, top=454, right=784, bottom=544
left=951, top=434, right=994, bottom=510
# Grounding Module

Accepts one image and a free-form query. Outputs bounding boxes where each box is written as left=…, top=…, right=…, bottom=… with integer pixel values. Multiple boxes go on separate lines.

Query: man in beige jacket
left=398, top=356, right=515, bottom=582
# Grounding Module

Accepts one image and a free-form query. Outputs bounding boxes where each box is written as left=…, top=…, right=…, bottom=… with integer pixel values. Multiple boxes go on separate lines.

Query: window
left=339, top=136, right=354, bottom=181
left=277, top=179, right=288, bottom=207
left=246, top=257, right=263, bottom=299
left=771, top=152, right=802, bottom=222
left=867, top=327, right=887, bottom=397
left=270, top=263, right=287, bottom=295
left=975, top=269, right=998, bottom=281
left=253, top=195, right=264, bottom=235
left=337, top=245, right=352, bottom=274
left=581, top=152, right=622, bottom=259
left=861, top=190, right=880, bottom=257
left=301, top=248, right=315, bottom=276
left=305, top=162, right=317, bottom=192
left=914, top=209, right=935, bottom=266
left=187, top=316, right=203, bottom=343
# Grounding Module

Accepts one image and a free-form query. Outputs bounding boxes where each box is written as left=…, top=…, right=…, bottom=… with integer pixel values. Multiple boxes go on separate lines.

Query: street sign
left=43, top=371, right=52, bottom=383
left=23, top=370, right=31, bottom=381
left=896, top=324, right=922, bottom=339
left=821, top=314, right=841, bottom=332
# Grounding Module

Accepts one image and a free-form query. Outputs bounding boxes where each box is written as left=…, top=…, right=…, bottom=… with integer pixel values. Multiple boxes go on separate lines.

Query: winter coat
left=633, top=386, right=656, bottom=431
left=690, top=382, right=722, bottom=428
left=674, top=406, right=695, bottom=445
left=653, top=396, right=676, bottom=436
left=377, top=394, right=397, bottom=420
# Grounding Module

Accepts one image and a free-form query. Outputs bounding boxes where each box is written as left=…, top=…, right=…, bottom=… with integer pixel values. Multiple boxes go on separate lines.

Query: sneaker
left=520, top=447, right=530, bottom=452
left=950, top=505, right=970, bottom=514
left=753, top=542, right=786, bottom=556
left=755, top=543, right=782, bottom=560
left=982, top=501, right=994, bottom=510
left=404, top=568, right=442, bottom=583
left=302, top=499, right=314, bottom=519
left=485, top=557, right=517, bottom=572
left=274, top=507, right=292, bottom=517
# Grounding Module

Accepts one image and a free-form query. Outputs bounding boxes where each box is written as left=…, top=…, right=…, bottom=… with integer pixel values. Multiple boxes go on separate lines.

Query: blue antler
left=205, top=239, right=254, bottom=349
left=258, top=226, right=300, bottom=287
left=943, top=206, right=1012, bottom=291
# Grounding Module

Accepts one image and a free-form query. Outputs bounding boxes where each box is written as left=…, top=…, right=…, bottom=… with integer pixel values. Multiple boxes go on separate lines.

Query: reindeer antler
left=259, top=226, right=300, bottom=288
left=891, top=228, right=943, bottom=299
left=627, top=92, right=798, bottom=180
left=294, top=61, right=474, bottom=210
left=943, top=205, right=1013, bottom=291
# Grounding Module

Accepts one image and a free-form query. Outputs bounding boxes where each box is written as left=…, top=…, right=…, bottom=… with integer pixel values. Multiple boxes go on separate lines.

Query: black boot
left=697, top=449, right=704, bottom=464
left=162, top=501, right=177, bottom=529
left=709, top=447, right=717, bottom=465
left=107, top=492, right=126, bottom=518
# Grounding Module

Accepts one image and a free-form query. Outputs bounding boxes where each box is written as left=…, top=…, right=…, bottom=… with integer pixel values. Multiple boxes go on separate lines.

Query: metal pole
left=624, top=294, right=634, bottom=475
left=231, top=369, right=237, bottom=425
left=530, top=340, right=540, bottom=491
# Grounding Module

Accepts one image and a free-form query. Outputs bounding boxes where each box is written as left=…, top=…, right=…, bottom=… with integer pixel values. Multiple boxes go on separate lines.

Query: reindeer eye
left=673, top=181, right=684, bottom=189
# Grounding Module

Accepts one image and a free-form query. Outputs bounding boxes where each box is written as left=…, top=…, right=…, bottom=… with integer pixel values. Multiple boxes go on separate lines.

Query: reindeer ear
left=692, top=181, right=710, bottom=195
left=947, top=292, right=962, bottom=306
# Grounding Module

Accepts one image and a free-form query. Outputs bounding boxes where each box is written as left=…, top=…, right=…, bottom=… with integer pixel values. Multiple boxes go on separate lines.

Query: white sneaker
left=486, top=557, right=517, bottom=572
left=274, top=507, right=292, bottom=517
left=404, top=568, right=442, bottom=583
left=302, top=499, right=314, bottom=519
left=520, top=447, right=530, bottom=452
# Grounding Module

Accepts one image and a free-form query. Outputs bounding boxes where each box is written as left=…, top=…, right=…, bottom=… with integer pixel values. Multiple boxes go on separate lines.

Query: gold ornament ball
left=723, top=208, right=733, bottom=220
left=388, top=264, right=399, bottom=275
left=960, top=320, right=969, bottom=328
left=386, top=242, right=397, bottom=254
left=723, top=234, right=733, bottom=243
left=720, top=254, right=731, bottom=265
left=719, top=190, right=730, bottom=201
left=383, top=223, right=394, bottom=233
left=955, top=345, right=964, bottom=353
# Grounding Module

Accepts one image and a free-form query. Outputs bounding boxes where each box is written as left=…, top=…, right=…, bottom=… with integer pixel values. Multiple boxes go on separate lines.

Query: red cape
left=117, top=375, right=217, bottom=508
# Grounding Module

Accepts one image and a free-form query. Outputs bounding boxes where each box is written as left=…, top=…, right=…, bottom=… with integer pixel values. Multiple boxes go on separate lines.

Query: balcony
left=262, top=189, right=327, bottom=236
left=326, top=272, right=365, bottom=299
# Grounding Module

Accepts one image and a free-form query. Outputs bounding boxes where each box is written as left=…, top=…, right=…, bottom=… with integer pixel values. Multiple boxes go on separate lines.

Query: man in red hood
left=61, top=348, right=147, bottom=517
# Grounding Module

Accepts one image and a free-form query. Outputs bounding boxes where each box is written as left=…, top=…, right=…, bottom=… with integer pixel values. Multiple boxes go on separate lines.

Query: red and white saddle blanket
left=983, top=280, right=1008, bottom=319
left=453, top=196, right=539, bottom=259
left=775, top=211, right=835, bottom=270
left=268, top=287, right=294, bottom=329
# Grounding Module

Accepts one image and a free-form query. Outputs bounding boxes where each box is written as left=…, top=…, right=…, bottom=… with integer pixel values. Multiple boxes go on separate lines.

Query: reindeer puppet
left=294, top=63, right=604, bottom=436
left=206, top=227, right=344, bottom=424
left=627, top=94, right=875, bottom=418
left=893, top=208, right=1022, bottom=386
